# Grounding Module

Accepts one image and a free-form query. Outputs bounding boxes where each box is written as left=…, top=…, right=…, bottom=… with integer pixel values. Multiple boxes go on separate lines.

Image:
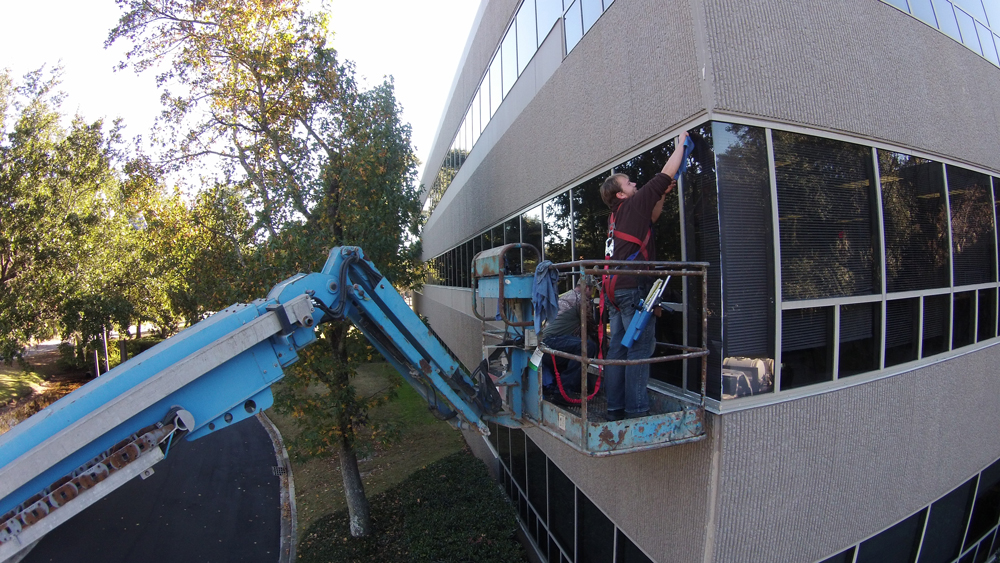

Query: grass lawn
left=265, top=362, right=467, bottom=537
left=0, top=348, right=89, bottom=435
left=0, top=364, right=46, bottom=404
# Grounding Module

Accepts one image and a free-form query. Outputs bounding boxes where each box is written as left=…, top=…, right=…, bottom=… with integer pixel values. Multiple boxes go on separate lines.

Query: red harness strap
left=550, top=353, right=602, bottom=404
left=603, top=212, right=652, bottom=307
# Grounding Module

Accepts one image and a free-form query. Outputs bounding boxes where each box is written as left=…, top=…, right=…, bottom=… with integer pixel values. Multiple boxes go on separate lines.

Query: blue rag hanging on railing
left=532, top=261, right=559, bottom=335
left=673, top=135, right=696, bottom=180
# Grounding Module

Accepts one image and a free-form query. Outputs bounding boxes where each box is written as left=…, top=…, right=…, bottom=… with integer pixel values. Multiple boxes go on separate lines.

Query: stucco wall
left=526, top=419, right=718, bottom=563
left=713, top=343, right=1000, bottom=562
left=416, top=0, right=1000, bottom=561
left=704, top=0, right=1000, bottom=173
left=413, top=286, right=486, bottom=371
left=422, top=0, right=706, bottom=258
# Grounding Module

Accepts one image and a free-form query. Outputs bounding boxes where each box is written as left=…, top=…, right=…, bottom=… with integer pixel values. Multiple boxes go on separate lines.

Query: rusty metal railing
left=470, top=243, right=541, bottom=328
left=535, top=259, right=710, bottom=425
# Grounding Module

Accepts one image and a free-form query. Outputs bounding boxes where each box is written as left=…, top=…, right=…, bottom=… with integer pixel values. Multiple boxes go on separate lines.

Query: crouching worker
left=541, top=282, right=597, bottom=406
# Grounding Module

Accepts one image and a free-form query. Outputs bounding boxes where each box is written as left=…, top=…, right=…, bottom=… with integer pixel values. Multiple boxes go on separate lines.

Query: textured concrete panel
left=413, top=286, right=485, bottom=371
left=423, top=0, right=706, bottom=257
left=422, top=0, right=521, bottom=190
left=713, top=343, right=1000, bottom=562
left=527, top=417, right=717, bottom=563
left=704, top=0, right=1000, bottom=172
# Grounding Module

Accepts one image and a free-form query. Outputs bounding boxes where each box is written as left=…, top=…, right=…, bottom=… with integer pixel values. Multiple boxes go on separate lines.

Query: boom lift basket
left=472, top=245, right=710, bottom=456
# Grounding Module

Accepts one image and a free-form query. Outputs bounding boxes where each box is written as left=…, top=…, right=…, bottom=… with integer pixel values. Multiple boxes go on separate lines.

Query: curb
left=257, top=411, right=297, bottom=563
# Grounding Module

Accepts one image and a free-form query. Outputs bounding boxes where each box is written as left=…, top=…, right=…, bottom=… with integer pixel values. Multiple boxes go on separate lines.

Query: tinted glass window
left=975, top=531, right=995, bottom=562
left=473, top=233, right=483, bottom=262
left=966, top=459, right=1000, bottom=550
left=985, top=0, right=1000, bottom=27
left=879, top=151, right=950, bottom=292
left=918, top=477, right=976, bottom=563
left=445, top=249, right=454, bottom=286
left=516, top=1, right=537, bottom=74
left=839, top=302, right=880, bottom=377
left=954, top=291, right=976, bottom=349
left=616, top=529, right=654, bottom=563
left=977, top=22, right=1000, bottom=64
left=781, top=307, right=833, bottom=390
left=565, top=0, right=583, bottom=52
left=510, top=428, right=526, bottom=491
left=714, top=123, right=775, bottom=368
left=681, top=124, right=722, bottom=397
left=582, top=0, right=603, bottom=33
left=577, top=488, right=613, bottom=563
left=525, top=436, right=547, bottom=524
left=821, top=548, right=856, bottom=563
left=948, top=165, right=996, bottom=286
left=856, top=509, right=925, bottom=563
left=934, top=0, right=964, bottom=40
left=885, top=297, right=919, bottom=367
left=883, top=0, right=910, bottom=10
left=497, top=424, right=511, bottom=469
left=544, top=191, right=573, bottom=262
left=472, top=90, right=482, bottom=144
left=959, top=0, right=989, bottom=23
left=773, top=131, right=878, bottom=300
left=923, top=294, right=951, bottom=357
left=910, top=0, right=940, bottom=25
left=489, top=55, right=502, bottom=117
left=956, top=7, right=984, bottom=53
left=978, top=288, right=997, bottom=341
left=536, top=0, right=563, bottom=44
left=522, top=205, right=544, bottom=272
left=488, top=421, right=499, bottom=452
left=571, top=173, right=610, bottom=261
left=547, top=459, right=575, bottom=559
left=501, top=25, right=518, bottom=98
left=505, top=217, right=523, bottom=275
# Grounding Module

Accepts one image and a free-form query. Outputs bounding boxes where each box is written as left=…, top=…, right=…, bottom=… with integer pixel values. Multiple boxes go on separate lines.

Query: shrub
left=297, top=449, right=524, bottom=563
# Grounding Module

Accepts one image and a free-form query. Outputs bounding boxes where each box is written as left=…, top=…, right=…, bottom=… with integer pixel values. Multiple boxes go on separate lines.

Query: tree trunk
left=338, top=432, right=371, bottom=537
left=328, top=323, right=371, bottom=537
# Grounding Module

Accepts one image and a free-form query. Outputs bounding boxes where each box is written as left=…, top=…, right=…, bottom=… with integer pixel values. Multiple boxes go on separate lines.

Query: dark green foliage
left=297, top=450, right=525, bottom=563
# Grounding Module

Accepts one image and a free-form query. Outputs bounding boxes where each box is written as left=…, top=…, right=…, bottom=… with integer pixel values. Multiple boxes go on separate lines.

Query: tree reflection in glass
left=947, top=165, right=996, bottom=286
left=774, top=132, right=878, bottom=301
left=714, top=122, right=776, bottom=397
left=543, top=192, right=573, bottom=292
left=570, top=173, right=609, bottom=262
left=521, top=205, right=543, bottom=272
left=878, top=151, right=950, bottom=292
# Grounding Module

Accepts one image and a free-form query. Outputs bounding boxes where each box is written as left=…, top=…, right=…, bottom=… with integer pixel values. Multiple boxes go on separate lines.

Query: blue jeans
left=541, top=334, right=596, bottom=393
left=606, top=288, right=655, bottom=414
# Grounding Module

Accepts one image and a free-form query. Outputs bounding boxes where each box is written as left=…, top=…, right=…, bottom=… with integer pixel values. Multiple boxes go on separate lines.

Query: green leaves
left=0, top=68, right=125, bottom=361
left=110, top=0, right=426, bottom=535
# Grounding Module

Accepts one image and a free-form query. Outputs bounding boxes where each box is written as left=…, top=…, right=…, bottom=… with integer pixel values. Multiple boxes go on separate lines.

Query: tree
left=108, top=0, right=422, bottom=536
left=0, top=67, right=127, bottom=362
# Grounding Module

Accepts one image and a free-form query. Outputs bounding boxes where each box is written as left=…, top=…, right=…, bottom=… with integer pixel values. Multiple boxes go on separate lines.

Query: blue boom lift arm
left=0, top=246, right=506, bottom=560
left=0, top=245, right=711, bottom=560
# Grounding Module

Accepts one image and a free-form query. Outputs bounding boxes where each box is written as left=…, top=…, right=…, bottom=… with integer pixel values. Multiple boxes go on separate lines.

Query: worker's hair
left=600, top=173, right=629, bottom=208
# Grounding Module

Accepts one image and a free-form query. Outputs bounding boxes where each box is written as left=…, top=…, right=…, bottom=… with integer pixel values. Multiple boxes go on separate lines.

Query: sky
left=0, top=0, right=481, bottom=183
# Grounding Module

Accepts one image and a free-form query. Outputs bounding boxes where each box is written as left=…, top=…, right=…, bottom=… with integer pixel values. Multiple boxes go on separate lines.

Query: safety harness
left=603, top=211, right=653, bottom=309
